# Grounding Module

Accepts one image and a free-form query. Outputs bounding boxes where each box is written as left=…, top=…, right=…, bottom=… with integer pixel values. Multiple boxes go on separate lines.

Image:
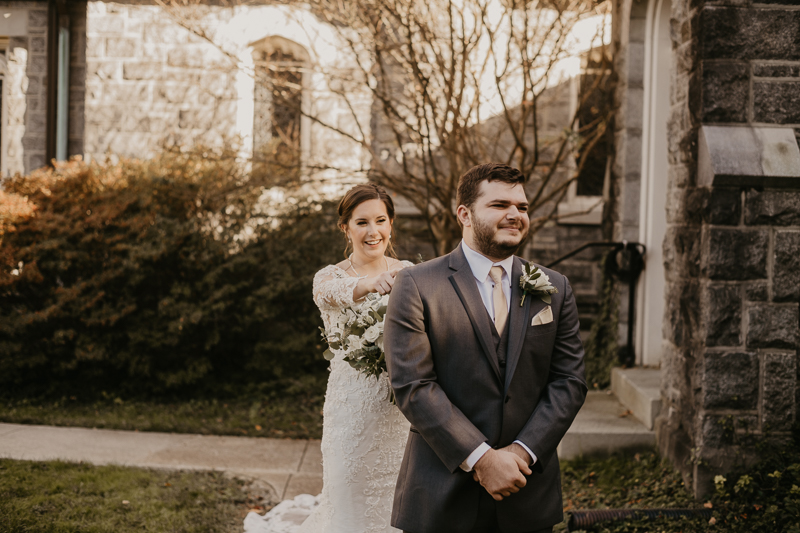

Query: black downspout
left=45, top=0, right=58, bottom=166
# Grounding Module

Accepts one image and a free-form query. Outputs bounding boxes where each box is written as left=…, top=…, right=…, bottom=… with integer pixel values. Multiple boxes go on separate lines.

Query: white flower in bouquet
left=320, top=292, right=394, bottom=403
left=364, top=324, right=381, bottom=343
left=347, top=334, right=366, bottom=348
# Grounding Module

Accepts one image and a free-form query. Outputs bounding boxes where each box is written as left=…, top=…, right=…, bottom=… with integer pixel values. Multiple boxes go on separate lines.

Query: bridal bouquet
left=320, top=293, right=392, bottom=396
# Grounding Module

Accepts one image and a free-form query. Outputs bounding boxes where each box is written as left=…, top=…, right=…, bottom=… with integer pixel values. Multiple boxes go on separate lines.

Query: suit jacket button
left=505, top=395, right=511, bottom=403
left=499, top=360, right=506, bottom=367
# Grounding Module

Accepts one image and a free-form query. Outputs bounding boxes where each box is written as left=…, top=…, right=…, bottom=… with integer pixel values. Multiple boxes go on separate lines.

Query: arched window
left=251, top=36, right=309, bottom=172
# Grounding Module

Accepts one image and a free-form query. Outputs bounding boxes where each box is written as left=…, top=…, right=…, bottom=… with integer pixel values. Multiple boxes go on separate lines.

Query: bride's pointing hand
left=367, top=270, right=397, bottom=296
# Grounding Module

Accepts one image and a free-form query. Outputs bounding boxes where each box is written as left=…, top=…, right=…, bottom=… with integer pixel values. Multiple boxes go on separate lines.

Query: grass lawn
left=3, top=448, right=797, bottom=532
left=0, top=459, right=271, bottom=533
left=0, top=394, right=324, bottom=440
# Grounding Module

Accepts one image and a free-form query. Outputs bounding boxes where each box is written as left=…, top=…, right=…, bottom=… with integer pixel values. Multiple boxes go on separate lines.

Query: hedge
left=0, top=151, right=341, bottom=399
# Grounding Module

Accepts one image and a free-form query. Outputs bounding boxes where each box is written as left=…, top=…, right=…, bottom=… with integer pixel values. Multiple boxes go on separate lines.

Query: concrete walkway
left=0, top=423, right=323, bottom=501
left=0, top=391, right=653, bottom=503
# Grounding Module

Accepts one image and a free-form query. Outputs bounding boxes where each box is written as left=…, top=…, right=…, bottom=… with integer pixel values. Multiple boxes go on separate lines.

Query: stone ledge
left=699, top=125, right=800, bottom=188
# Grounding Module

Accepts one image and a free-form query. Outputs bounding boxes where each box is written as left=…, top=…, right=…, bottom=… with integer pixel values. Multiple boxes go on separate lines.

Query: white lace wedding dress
left=244, top=263, right=411, bottom=533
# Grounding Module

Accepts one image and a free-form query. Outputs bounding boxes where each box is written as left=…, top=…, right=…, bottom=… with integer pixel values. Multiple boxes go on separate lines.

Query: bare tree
left=158, top=0, right=613, bottom=256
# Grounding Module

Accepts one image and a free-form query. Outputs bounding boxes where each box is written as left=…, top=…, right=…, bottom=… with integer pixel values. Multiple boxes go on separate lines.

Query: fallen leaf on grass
left=709, top=517, right=717, bottom=525
left=255, top=425, right=262, bottom=431
left=122, top=500, right=130, bottom=505
left=704, top=502, right=713, bottom=508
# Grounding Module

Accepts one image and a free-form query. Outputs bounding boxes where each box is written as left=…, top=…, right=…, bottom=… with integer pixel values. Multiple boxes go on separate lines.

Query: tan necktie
left=489, top=266, right=508, bottom=333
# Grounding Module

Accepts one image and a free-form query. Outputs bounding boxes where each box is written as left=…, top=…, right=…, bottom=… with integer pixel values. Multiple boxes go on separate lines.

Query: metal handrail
left=546, top=241, right=646, bottom=366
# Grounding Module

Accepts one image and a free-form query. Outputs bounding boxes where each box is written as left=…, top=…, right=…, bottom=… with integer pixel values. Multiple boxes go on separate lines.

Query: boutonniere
left=519, top=261, right=558, bottom=306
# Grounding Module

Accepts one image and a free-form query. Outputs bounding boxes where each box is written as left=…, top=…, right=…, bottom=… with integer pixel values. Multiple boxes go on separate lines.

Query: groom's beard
left=471, top=214, right=528, bottom=260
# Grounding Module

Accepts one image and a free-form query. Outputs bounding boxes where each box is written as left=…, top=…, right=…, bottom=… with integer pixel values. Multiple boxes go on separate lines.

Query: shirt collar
left=461, top=240, right=514, bottom=284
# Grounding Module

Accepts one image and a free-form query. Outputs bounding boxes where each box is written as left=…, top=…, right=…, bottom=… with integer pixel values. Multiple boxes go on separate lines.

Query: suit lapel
left=448, top=246, right=503, bottom=384
left=504, top=256, right=540, bottom=392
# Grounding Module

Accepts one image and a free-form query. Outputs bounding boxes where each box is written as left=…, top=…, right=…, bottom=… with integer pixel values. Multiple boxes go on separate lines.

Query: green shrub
left=0, top=151, right=341, bottom=399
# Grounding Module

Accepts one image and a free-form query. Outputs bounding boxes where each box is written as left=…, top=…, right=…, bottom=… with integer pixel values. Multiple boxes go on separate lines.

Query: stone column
left=656, top=0, right=800, bottom=497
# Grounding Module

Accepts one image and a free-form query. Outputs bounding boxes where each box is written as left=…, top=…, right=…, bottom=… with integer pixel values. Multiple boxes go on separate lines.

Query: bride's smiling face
left=344, top=199, right=392, bottom=263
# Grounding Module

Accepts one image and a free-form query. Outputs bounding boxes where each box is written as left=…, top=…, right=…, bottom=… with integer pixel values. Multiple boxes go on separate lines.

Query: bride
left=246, top=183, right=412, bottom=533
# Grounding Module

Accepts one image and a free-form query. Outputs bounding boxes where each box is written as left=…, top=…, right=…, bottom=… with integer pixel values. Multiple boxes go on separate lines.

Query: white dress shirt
left=459, top=240, right=538, bottom=472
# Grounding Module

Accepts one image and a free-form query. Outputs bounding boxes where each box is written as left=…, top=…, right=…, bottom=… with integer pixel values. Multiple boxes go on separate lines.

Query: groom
left=385, top=163, right=587, bottom=533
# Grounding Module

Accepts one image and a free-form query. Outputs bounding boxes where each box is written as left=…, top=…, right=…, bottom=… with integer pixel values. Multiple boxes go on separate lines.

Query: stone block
left=704, top=187, right=741, bottom=225
left=28, top=9, right=47, bottom=29
left=705, top=227, right=768, bottom=280
left=774, top=231, right=800, bottom=302
left=87, top=60, right=120, bottom=81
left=178, top=109, right=214, bottom=130
left=703, top=283, right=742, bottom=346
left=702, top=351, right=759, bottom=409
left=106, top=38, right=138, bottom=58
left=753, top=81, right=800, bottom=124
left=745, top=282, right=768, bottom=302
left=753, top=63, right=800, bottom=78
left=27, top=55, right=46, bottom=75
left=28, top=112, right=46, bottom=135
left=29, top=36, right=45, bottom=54
left=26, top=75, right=42, bottom=97
left=86, top=36, right=104, bottom=58
left=26, top=97, right=41, bottom=112
left=761, top=353, right=797, bottom=432
left=702, top=61, right=748, bottom=123
left=167, top=48, right=206, bottom=69
left=102, top=83, right=149, bottom=104
left=745, top=190, right=800, bottom=226
left=123, top=62, right=162, bottom=81
left=86, top=15, right=125, bottom=34
left=67, top=68, right=85, bottom=93
left=664, top=225, right=702, bottom=280
left=663, top=280, right=702, bottom=346
left=702, top=7, right=800, bottom=60
left=143, top=23, right=188, bottom=45
left=668, top=164, right=695, bottom=189
left=27, top=153, right=47, bottom=171
left=701, top=414, right=736, bottom=448
left=747, top=304, right=799, bottom=349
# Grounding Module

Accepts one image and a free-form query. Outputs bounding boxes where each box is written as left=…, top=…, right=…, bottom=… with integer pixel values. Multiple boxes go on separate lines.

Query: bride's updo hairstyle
left=338, top=183, right=397, bottom=259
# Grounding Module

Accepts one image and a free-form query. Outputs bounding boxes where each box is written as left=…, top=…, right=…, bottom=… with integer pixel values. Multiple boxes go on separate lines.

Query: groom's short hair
left=456, top=163, right=525, bottom=212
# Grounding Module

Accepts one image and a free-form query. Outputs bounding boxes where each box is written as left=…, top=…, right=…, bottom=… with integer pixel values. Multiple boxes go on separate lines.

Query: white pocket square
left=531, top=306, right=553, bottom=326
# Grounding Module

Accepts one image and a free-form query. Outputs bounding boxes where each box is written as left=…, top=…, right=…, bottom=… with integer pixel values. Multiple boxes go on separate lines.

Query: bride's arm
left=313, top=267, right=362, bottom=310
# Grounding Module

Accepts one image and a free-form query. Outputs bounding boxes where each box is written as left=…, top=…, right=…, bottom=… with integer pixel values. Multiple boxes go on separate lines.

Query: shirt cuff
left=513, top=440, right=537, bottom=466
left=459, top=442, right=491, bottom=472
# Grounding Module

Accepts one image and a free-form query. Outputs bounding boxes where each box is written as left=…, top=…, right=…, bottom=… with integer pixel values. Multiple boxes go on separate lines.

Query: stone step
left=557, top=391, right=655, bottom=460
left=611, top=367, right=663, bottom=430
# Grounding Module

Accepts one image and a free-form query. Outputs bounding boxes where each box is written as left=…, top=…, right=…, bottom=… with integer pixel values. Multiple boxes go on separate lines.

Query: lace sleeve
left=313, top=265, right=361, bottom=311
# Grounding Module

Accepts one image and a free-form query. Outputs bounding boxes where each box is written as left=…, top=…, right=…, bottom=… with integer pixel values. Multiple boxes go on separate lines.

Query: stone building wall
left=4, top=2, right=47, bottom=175
left=83, top=1, right=239, bottom=161
left=1, top=1, right=86, bottom=176
left=82, top=0, right=370, bottom=181
left=652, top=0, right=800, bottom=496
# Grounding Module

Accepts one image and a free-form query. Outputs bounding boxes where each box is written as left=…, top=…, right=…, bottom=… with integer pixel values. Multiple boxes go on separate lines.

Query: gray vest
left=489, top=318, right=510, bottom=381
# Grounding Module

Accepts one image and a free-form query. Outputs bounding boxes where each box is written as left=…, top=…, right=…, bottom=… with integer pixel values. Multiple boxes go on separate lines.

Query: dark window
left=253, top=48, right=303, bottom=170
left=575, top=46, right=612, bottom=197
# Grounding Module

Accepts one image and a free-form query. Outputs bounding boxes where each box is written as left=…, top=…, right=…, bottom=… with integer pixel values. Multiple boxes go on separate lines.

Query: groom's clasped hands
left=472, top=444, right=533, bottom=501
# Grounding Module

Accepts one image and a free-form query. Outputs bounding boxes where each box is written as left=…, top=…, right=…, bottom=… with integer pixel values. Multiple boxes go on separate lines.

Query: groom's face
left=459, top=180, right=530, bottom=260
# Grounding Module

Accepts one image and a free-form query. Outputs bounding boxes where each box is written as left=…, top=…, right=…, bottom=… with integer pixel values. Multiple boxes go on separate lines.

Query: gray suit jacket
left=385, top=244, right=587, bottom=533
